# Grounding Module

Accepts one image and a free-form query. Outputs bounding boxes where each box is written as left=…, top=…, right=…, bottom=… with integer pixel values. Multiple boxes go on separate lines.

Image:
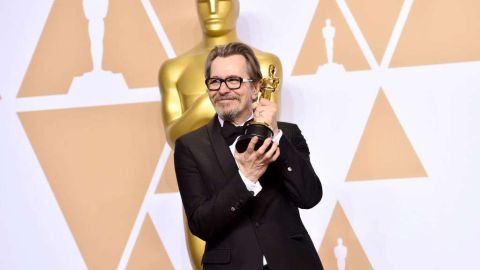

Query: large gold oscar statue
left=159, top=1, right=282, bottom=269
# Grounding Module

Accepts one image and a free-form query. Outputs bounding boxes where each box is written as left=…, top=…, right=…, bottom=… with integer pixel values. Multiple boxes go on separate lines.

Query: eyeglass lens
left=206, top=77, right=243, bottom=90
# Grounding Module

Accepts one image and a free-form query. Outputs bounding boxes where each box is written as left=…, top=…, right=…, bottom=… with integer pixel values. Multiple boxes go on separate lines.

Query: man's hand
left=252, top=98, right=279, bottom=135
left=235, top=136, right=280, bottom=182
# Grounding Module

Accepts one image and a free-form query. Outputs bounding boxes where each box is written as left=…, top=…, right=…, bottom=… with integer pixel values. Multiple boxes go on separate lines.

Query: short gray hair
left=204, top=42, right=262, bottom=82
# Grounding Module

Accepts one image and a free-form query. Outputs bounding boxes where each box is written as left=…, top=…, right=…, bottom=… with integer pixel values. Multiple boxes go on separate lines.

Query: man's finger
left=272, top=147, right=280, bottom=161
left=246, top=136, right=259, bottom=154
left=256, top=137, right=272, bottom=155
left=264, top=141, right=278, bottom=159
left=259, top=98, right=274, bottom=106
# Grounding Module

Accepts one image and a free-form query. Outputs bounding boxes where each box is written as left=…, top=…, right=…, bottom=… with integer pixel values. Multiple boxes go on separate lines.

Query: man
left=174, top=42, right=323, bottom=270
left=160, top=1, right=283, bottom=267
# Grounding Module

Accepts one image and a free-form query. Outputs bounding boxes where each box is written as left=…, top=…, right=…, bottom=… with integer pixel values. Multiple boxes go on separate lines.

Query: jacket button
left=287, top=166, right=293, bottom=172
left=230, top=206, right=236, bottom=212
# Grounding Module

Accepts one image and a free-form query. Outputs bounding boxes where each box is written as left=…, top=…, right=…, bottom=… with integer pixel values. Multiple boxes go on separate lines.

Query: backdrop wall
left=1, top=0, right=479, bottom=269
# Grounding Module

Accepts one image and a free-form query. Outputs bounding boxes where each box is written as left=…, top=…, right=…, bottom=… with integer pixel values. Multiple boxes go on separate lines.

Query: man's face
left=208, top=55, right=259, bottom=123
left=197, top=0, right=239, bottom=36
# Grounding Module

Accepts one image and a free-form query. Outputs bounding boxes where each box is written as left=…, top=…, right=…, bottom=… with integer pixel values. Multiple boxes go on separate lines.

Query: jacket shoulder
left=175, top=124, right=209, bottom=147
left=278, top=121, right=300, bottom=137
left=278, top=121, right=298, bottom=130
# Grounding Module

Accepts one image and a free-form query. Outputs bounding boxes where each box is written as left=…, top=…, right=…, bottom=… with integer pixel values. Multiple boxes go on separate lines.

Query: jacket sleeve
left=275, top=123, right=323, bottom=209
left=174, top=138, right=254, bottom=241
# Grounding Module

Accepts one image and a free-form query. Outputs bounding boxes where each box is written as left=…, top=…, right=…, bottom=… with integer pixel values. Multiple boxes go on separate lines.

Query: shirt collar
left=218, top=113, right=254, bottom=127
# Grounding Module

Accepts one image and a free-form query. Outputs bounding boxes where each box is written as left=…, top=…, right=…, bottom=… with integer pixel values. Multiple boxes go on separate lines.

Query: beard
left=219, top=109, right=239, bottom=122
left=213, top=95, right=241, bottom=122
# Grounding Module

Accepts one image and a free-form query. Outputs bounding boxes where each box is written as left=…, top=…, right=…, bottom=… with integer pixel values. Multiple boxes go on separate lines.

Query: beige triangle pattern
left=346, top=0, right=404, bottom=64
left=292, top=0, right=369, bottom=75
left=319, top=202, right=373, bottom=270
left=150, top=0, right=202, bottom=55
left=126, top=214, right=174, bottom=270
left=346, top=89, right=427, bottom=181
left=156, top=151, right=179, bottom=193
left=17, top=0, right=92, bottom=97
left=103, top=0, right=168, bottom=88
left=18, top=102, right=165, bottom=270
left=391, top=0, right=480, bottom=67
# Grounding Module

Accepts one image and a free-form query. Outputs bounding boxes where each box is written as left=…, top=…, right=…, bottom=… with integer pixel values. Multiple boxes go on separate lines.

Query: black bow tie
left=221, top=121, right=245, bottom=146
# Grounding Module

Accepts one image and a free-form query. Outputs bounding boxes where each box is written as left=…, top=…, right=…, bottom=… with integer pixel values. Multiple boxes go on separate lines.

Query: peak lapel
left=207, top=117, right=239, bottom=179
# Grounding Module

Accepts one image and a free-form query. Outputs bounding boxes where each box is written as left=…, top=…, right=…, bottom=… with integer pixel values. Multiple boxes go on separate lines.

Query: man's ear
left=251, top=82, right=260, bottom=100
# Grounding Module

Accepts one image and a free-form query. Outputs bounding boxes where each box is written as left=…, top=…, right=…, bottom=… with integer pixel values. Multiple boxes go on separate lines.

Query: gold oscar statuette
left=236, top=64, right=280, bottom=153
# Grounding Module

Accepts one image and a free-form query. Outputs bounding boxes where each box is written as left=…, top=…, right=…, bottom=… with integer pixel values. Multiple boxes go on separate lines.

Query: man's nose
left=208, top=0, right=217, bottom=14
left=218, top=82, right=230, bottom=94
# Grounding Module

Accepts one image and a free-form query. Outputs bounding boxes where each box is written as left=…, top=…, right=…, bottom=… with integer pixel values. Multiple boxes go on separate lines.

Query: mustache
left=214, top=96, right=240, bottom=102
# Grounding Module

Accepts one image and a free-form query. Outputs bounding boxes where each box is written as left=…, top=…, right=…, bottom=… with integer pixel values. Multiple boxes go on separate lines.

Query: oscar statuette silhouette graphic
left=236, top=64, right=279, bottom=153
left=323, top=18, right=335, bottom=65
left=70, top=0, right=128, bottom=94
left=334, top=237, right=348, bottom=270
left=317, top=18, right=345, bottom=73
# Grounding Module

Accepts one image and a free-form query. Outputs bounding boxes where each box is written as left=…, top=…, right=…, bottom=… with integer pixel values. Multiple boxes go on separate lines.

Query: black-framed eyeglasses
left=205, top=76, right=255, bottom=91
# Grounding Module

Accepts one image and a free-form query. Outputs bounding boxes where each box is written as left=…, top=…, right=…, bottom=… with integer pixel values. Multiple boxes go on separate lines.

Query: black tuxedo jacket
left=174, top=117, right=323, bottom=270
